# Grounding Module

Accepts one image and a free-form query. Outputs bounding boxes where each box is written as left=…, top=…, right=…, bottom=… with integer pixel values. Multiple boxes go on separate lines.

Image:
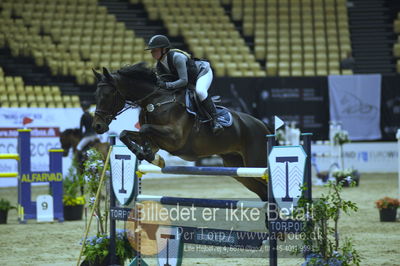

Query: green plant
left=375, top=197, right=400, bottom=210
left=82, top=229, right=134, bottom=264
left=332, top=168, right=360, bottom=186
left=0, top=198, right=15, bottom=211
left=333, top=130, right=350, bottom=145
left=83, top=148, right=110, bottom=235
left=63, top=161, right=86, bottom=206
left=295, top=181, right=361, bottom=265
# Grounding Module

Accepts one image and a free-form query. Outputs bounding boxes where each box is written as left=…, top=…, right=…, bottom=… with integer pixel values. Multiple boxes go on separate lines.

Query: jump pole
left=0, top=154, right=20, bottom=178
left=108, top=133, right=312, bottom=265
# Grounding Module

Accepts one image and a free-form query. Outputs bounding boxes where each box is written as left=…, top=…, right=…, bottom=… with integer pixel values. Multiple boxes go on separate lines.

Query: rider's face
left=151, top=48, right=163, bottom=60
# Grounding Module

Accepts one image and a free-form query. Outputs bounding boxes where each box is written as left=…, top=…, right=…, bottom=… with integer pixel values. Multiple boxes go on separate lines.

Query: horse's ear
left=92, top=68, right=102, bottom=81
left=103, top=67, right=113, bottom=81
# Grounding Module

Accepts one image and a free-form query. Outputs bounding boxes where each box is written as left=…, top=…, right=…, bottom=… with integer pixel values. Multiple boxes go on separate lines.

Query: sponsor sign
left=268, top=146, right=307, bottom=212
left=110, top=146, right=137, bottom=205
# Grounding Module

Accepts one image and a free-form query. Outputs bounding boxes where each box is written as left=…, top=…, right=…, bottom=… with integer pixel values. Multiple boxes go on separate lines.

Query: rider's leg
left=196, top=69, right=223, bottom=135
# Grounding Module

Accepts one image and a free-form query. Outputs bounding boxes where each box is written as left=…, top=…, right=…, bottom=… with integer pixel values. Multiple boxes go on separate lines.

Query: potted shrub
left=332, top=168, right=360, bottom=187
left=375, top=197, right=399, bottom=222
left=80, top=229, right=134, bottom=266
left=0, top=198, right=15, bottom=224
left=63, top=164, right=85, bottom=221
left=294, top=181, right=361, bottom=265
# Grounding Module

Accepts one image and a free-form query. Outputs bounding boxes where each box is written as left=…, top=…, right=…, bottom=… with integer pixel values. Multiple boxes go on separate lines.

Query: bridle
left=94, top=84, right=129, bottom=125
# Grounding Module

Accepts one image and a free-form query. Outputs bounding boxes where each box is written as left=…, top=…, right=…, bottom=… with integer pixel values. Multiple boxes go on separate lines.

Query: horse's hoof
left=151, top=154, right=165, bottom=168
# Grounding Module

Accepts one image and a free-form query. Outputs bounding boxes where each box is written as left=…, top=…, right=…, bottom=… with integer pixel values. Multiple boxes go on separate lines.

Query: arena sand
left=0, top=173, right=399, bottom=266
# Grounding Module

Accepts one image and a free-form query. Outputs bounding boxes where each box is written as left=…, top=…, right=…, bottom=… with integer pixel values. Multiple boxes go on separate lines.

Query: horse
left=92, top=63, right=271, bottom=201
left=59, top=128, right=110, bottom=172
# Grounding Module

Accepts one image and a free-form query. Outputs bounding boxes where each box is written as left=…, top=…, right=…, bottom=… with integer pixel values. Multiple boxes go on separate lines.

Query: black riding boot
left=202, top=96, right=224, bottom=135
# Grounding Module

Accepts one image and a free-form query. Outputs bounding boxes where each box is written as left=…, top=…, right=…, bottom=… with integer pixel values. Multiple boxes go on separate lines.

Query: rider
left=76, top=101, right=97, bottom=155
left=145, top=34, right=223, bottom=135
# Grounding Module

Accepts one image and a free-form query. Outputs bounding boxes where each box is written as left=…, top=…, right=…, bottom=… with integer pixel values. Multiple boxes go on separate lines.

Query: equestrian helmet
left=145, top=35, right=171, bottom=50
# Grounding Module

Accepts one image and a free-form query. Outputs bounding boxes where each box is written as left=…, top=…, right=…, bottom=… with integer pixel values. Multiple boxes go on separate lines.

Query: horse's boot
left=202, top=96, right=224, bottom=135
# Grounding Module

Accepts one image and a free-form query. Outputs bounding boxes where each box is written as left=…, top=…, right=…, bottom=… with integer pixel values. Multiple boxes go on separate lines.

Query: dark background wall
left=211, top=75, right=400, bottom=141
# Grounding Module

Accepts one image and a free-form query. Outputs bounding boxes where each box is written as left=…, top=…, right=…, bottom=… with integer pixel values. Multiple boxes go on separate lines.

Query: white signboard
left=36, top=194, right=54, bottom=222
left=110, top=146, right=137, bottom=205
left=156, top=226, right=183, bottom=266
left=312, top=142, right=398, bottom=173
left=268, top=146, right=307, bottom=212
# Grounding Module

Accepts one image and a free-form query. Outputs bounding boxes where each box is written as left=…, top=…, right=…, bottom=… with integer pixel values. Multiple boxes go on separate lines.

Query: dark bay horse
left=59, top=128, right=110, bottom=171
left=92, top=63, right=271, bottom=201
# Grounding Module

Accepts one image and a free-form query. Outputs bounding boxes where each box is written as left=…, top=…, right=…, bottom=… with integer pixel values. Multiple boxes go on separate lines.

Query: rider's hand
left=157, top=80, right=167, bottom=89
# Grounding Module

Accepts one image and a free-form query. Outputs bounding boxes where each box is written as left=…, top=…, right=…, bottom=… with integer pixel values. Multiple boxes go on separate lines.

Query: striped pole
left=138, top=165, right=268, bottom=179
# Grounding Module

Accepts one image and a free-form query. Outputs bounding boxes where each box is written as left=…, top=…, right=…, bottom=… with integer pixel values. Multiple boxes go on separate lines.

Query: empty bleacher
left=229, top=0, right=352, bottom=76
left=0, top=67, right=80, bottom=108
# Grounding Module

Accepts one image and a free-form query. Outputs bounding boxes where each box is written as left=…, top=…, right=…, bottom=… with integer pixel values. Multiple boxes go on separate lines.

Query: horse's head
left=92, top=63, right=159, bottom=134
left=92, top=67, right=126, bottom=134
left=59, top=129, right=82, bottom=156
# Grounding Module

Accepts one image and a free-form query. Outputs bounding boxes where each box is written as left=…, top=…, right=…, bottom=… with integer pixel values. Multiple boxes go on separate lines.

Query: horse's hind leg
left=221, top=153, right=268, bottom=201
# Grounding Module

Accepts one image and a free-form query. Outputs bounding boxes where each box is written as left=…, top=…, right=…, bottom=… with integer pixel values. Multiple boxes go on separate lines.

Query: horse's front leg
left=119, top=130, right=164, bottom=168
left=139, top=124, right=183, bottom=148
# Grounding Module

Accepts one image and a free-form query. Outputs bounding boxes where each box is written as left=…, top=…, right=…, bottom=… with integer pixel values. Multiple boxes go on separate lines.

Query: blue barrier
left=16, top=129, right=64, bottom=223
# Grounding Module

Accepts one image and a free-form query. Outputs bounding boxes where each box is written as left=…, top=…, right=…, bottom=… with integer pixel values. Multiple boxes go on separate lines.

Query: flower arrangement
left=63, top=195, right=85, bottom=206
left=82, top=229, right=134, bottom=264
left=375, top=197, right=400, bottom=210
left=332, top=168, right=360, bottom=186
left=333, top=130, right=350, bottom=145
left=276, top=129, right=285, bottom=143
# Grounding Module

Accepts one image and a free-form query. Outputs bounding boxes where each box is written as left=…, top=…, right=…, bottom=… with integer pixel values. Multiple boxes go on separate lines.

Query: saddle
left=185, top=89, right=232, bottom=127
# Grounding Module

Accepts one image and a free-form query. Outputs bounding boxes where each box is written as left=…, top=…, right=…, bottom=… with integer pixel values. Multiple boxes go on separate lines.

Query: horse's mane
left=117, top=62, right=157, bottom=84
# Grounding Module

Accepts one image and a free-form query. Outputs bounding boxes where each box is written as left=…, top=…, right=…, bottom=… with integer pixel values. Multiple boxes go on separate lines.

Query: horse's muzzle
left=93, top=114, right=110, bottom=134
left=93, top=122, right=109, bottom=134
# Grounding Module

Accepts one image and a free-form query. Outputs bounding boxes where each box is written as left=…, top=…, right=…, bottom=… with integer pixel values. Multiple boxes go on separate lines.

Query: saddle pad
left=185, top=91, right=233, bottom=127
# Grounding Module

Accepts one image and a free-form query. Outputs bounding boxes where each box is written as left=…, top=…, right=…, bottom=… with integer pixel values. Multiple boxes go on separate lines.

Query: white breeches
left=77, top=135, right=98, bottom=151
left=195, top=68, right=213, bottom=101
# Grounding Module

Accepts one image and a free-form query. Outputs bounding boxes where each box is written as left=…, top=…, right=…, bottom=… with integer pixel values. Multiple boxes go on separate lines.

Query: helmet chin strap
left=160, top=48, right=169, bottom=60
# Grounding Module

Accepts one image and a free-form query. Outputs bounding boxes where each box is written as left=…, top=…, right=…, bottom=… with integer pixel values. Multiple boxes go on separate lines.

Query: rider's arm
left=166, top=53, right=188, bottom=89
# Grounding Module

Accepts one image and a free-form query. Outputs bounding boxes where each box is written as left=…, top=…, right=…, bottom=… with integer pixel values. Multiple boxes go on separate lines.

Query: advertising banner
left=312, top=142, right=397, bottom=173
left=0, top=108, right=82, bottom=187
left=328, top=74, right=382, bottom=140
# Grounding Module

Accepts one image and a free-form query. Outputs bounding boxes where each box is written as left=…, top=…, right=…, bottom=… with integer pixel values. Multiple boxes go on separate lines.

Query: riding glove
left=157, top=80, right=168, bottom=89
